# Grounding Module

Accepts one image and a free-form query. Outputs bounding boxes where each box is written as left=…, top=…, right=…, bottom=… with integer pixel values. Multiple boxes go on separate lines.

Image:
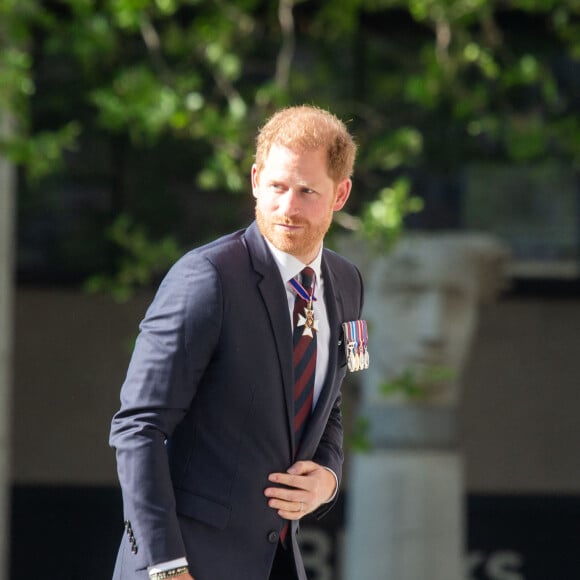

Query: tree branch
left=275, top=0, right=296, bottom=90
left=139, top=15, right=170, bottom=79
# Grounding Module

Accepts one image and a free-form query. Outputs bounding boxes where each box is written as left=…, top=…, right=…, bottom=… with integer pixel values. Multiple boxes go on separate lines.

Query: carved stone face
left=362, top=236, right=498, bottom=405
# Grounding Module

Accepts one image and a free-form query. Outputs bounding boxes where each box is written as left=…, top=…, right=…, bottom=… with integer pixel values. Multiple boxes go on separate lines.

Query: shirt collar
left=264, top=238, right=323, bottom=285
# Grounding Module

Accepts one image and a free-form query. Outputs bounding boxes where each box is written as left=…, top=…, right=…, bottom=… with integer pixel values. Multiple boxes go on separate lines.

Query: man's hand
left=264, top=460, right=337, bottom=520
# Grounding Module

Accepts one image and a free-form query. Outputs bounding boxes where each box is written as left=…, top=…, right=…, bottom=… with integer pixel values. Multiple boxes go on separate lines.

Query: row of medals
left=347, top=342, right=370, bottom=372
left=300, top=293, right=369, bottom=373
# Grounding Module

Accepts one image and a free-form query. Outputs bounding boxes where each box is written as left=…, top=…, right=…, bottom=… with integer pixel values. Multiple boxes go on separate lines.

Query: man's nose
left=278, top=190, right=301, bottom=216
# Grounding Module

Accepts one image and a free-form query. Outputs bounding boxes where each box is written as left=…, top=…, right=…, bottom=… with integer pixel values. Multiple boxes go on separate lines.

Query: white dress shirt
left=264, top=239, right=330, bottom=409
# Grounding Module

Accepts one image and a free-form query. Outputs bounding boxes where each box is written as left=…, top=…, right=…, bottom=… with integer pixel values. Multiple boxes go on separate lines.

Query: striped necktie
left=279, top=267, right=318, bottom=546
left=292, top=266, right=317, bottom=450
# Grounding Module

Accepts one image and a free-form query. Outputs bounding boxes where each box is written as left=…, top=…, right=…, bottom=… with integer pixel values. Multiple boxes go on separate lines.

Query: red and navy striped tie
left=292, top=266, right=317, bottom=450
left=280, top=267, right=317, bottom=546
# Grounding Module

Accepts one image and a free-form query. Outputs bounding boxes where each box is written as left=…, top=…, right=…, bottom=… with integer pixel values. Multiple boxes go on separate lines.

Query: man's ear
left=251, top=164, right=259, bottom=199
left=333, top=178, right=352, bottom=211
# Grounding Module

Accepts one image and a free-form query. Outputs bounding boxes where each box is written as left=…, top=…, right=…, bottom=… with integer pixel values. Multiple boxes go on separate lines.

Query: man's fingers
left=286, top=460, right=317, bottom=475
left=264, top=484, right=308, bottom=503
left=264, top=484, right=311, bottom=517
left=267, top=497, right=305, bottom=511
left=268, top=472, right=309, bottom=491
left=265, top=462, right=335, bottom=518
left=270, top=498, right=309, bottom=520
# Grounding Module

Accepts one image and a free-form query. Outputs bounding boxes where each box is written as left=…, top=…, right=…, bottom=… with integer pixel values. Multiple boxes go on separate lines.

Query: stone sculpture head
left=361, top=233, right=508, bottom=405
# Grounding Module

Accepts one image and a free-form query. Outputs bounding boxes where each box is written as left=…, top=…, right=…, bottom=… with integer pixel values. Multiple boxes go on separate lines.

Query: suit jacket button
left=267, top=531, right=279, bottom=544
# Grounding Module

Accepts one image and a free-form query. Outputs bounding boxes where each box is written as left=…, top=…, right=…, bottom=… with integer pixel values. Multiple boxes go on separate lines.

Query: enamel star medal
left=289, top=274, right=318, bottom=338
left=297, top=302, right=319, bottom=337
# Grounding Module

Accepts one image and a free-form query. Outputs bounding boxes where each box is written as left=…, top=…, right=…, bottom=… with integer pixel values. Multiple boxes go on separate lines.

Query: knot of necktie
left=300, top=267, right=315, bottom=294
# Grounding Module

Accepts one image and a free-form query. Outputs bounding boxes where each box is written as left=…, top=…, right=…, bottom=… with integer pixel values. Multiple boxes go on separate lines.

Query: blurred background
left=0, top=0, right=579, bottom=578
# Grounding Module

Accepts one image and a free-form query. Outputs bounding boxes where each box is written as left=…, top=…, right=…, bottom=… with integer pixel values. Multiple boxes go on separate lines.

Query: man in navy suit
left=110, top=105, right=364, bottom=580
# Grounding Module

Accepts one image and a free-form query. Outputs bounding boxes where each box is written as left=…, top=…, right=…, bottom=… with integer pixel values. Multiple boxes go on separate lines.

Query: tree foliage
left=3, top=0, right=579, bottom=181
left=1, top=0, right=579, bottom=293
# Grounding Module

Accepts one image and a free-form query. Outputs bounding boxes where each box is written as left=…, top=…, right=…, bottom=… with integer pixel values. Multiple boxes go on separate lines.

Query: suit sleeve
left=312, top=390, right=344, bottom=519
left=109, top=254, right=222, bottom=568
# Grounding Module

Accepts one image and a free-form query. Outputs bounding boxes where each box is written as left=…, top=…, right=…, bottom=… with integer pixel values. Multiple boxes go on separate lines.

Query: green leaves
left=407, top=0, right=489, bottom=25
left=92, top=66, right=181, bottom=142
left=3, top=0, right=580, bottom=289
left=84, top=214, right=182, bottom=302
left=359, top=178, right=424, bottom=250
left=1, top=122, right=81, bottom=180
left=368, top=127, right=424, bottom=171
left=0, top=47, right=34, bottom=107
left=381, top=365, right=455, bottom=401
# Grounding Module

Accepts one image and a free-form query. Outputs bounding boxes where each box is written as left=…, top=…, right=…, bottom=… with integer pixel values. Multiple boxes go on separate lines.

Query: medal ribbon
left=289, top=275, right=317, bottom=303
left=342, top=319, right=369, bottom=372
left=357, top=320, right=365, bottom=352
left=350, top=321, right=358, bottom=351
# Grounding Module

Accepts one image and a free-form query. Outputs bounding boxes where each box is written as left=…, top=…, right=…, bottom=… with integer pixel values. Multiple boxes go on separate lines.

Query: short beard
left=255, top=206, right=332, bottom=262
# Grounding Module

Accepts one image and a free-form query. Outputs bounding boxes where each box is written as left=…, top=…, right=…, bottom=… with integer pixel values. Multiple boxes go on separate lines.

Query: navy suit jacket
left=110, top=221, right=364, bottom=580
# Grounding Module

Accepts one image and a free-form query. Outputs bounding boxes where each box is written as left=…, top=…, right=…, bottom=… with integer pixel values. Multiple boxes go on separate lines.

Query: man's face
left=252, top=144, right=351, bottom=264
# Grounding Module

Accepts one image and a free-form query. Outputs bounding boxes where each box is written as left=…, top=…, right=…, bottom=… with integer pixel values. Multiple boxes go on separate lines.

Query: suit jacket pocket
left=174, top=487, right=231, bottom=530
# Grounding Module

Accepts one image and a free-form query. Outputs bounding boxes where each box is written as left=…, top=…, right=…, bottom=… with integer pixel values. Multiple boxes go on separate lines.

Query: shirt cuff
left=322, top=467, right=339, bottom=503
left=148, top=557, right=189, bottom=574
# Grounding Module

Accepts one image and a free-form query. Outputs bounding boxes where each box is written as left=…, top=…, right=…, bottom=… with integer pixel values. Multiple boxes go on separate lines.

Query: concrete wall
left=11, top=288, right=580, bottom=493
left=12, top=289, right=151, bottom=485
left=461, top=297, right=580, bottom=494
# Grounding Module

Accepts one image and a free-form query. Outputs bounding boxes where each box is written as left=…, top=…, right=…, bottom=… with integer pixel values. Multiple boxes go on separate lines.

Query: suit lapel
left=244, top=223, right=296, bottom=457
